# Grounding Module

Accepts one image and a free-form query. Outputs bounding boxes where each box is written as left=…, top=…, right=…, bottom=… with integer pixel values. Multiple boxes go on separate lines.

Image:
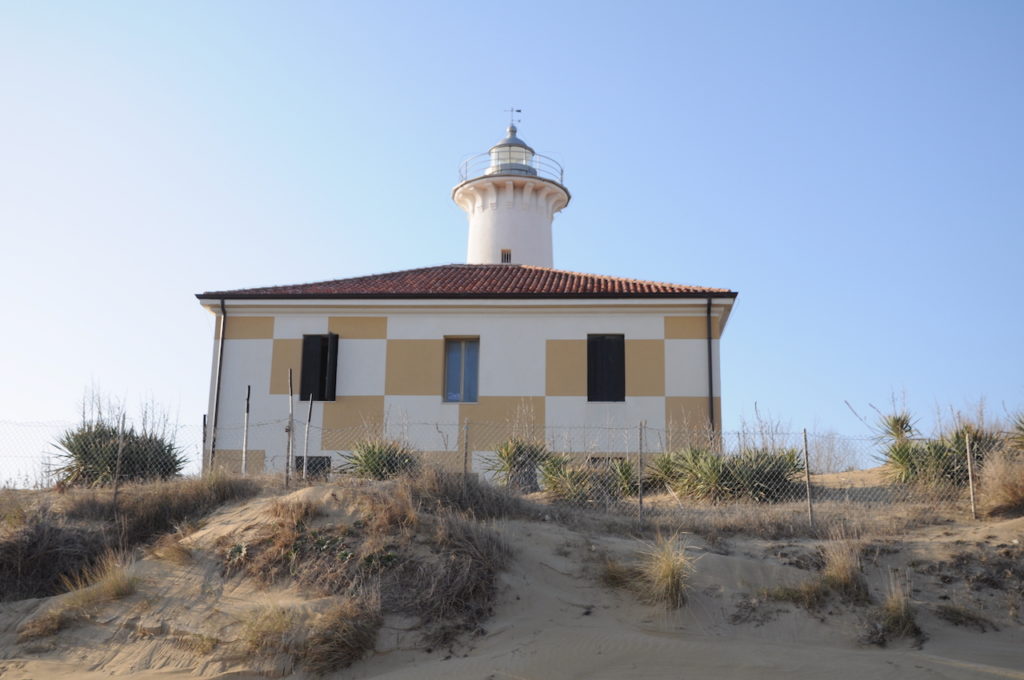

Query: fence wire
left=2, top=418, right=1014, bottom=529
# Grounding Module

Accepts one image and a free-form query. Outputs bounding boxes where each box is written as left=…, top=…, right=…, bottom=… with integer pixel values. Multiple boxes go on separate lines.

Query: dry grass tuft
left=861, top=571, right=923, bottom=646
left=301, top=592, right=382, bottom=674
left=0, top=507, right=111, bottom=602
left=600, top=557, right=639, bottom=589
left=172, top=632, right=220, bottom=655
left=357, top=483, right=419, bottom=535
left=241, top=605, right=299, bottom=656
left=934, top=603, right=998, bottom=632
left=637, top=534, right=694, bottom=609
left=410, top=512, right=513, bottom=645
left=268, top=499, right=323, bottom=527
left=980, top=449, right=1024, bottom=517
left=821, top=534, right=870, bottom=604
left=406, top=468, right=536, bottom=520
left=17, top=552, right=137, bottom=641
left=763, top=580, right=831, bottom=611
left=148, top=533, right=193, bottom=566
left=0, top=490, right=28, bottom=530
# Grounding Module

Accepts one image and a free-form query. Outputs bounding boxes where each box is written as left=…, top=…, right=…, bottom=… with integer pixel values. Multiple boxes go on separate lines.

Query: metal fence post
left=302, top=396, right=313, bottom=481
left=112, top=413, right=126, bottom=519
left=637, top=420, right=645, bottom=517
left=802, top=429, right=815, bottom=530
left=965, top=431, right=978, bottom=520
left=462, top=420, right=470, bottom=499
left=286, top=369, right=294, bottom=489
left=241, top=385, right=250, bottom=477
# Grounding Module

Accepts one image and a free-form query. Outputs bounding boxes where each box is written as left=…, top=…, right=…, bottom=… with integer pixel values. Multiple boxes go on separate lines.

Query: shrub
left=538, top=456, right=630, bottom=504
left=343, top=440, right=418, bottom=480
left=878, top=412, right=1003, bottom=488
left=647, top=450, right=686, bottom=490
left=539, top=455, right=591, bottom=503
left=671, top=447, right=803, bottom=503
left=607, top=458, right=638, bottom=497
left=54, top=420, right=185, bottom=486
left=488, top=438, right=547, bottom=493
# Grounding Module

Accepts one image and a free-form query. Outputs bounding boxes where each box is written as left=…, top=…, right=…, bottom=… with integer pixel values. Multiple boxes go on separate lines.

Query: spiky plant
left=879, top=411, right=916, bottom=443
left=539, top=455, right=591, bottom=504
left=343, top=439, right=418, bottom=480
left=54, top=421, right=184, bottom=486
left=607, top=458, right=638, bottom=497
left=647, top=450, right=688, bottom=490
left=732, top=447, right=804, bottom=503
left=673, top=448, right=732, bottom=501
left=488, top=438, right=547, bottom=493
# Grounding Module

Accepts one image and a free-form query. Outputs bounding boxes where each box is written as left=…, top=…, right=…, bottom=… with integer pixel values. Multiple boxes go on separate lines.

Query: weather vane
left=506, top=106, right=522, bottom=127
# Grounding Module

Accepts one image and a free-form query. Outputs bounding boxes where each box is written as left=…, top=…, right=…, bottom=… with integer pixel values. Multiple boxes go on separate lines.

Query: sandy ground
left=1, top=486, right=1022, bottom=679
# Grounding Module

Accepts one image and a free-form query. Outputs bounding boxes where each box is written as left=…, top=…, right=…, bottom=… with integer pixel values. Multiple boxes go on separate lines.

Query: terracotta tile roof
left=196, top=264, right=736, bottom=300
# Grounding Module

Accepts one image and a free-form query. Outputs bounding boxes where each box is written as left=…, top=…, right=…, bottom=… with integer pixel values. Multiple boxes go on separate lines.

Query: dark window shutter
left=300, top=335, right=324, bottom=401
left=587, top=334, right=625, bottom=402
left=323, top=333, right=339, bottom=401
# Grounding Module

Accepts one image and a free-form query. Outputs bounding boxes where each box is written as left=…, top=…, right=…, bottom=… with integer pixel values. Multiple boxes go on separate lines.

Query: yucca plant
left=54, top=421, right=184, bottom=486
left=488, top=438, right=547, bottom=493
left=647, top=450, right=686, bottom=490
left=342, top=439, right=418, bottom=480
left=670, top=447, right=802, bottom=503
left=732, top=447, right=803, bottom=503
left=539, top=455, right=592, bottom=504
left=880, top=416, right=1002, bottom=488
left=673, top=448, right=732, bottom=501
left=1009, top=413, right=1024, bottom=453
left=607, top=458, right=638, bottom=497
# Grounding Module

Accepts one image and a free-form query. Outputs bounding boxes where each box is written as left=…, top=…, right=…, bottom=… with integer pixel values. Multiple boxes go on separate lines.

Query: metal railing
left=457, top=150, right=565, bottom=184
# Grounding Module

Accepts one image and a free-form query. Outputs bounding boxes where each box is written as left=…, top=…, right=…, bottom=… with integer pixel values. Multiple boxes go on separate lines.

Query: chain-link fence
left=4, top=417, right=1015, bottom=533
left=0, top=420, right=204, bottom=488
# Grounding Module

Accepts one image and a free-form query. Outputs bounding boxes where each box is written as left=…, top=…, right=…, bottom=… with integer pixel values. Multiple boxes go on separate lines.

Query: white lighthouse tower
left=452, top=124, right=570, bottom=267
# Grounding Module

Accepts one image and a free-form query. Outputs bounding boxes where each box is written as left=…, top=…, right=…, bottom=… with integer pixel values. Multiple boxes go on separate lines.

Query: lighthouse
left=452, top=125, right=571, bottom=268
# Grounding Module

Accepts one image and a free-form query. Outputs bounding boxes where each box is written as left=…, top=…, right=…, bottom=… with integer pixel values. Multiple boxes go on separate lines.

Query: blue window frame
left=444, top=338, right=479, bottom=402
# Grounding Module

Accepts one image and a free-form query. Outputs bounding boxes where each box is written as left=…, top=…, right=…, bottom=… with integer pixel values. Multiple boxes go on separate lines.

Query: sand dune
left=1, top=483, right=1021, bottom=679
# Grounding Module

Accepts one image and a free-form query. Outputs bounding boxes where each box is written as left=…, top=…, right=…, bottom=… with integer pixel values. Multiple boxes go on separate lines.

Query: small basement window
left=500, top=249, right=512, bottom=263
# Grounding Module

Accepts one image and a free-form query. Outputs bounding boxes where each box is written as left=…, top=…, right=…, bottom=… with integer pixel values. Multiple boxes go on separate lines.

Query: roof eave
left=195, top=291, right=738, bottom=301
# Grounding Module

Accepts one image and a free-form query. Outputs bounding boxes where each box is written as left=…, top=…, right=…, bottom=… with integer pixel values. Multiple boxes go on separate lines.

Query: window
left=500, top=249, right=512, bottom=263
left=300, top=333, right=339, bottom=401
left=587, top=334, right=624, bottom=402
left=294, top=456, right=331, bottom=479
left=444, top=338, right=479, bottom=402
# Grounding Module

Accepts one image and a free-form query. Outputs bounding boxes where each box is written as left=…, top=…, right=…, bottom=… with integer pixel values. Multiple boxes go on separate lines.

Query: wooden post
left=112, top=413, right=126, bottom=519
left=802, top=429, right=814, bottom=530
left=241, top=385, right=250, bottom=477
left=637, top=421, right=645, bottom=517
left=965, top=431, right=978, bottom=520
left=302, top=396, right=313, bottom=481
left=286, top=369, right=294, bottom=489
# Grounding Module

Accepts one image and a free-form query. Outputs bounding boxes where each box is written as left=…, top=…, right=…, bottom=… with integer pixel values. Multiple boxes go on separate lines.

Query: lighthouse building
left=197, top=126, right=736, bottom=474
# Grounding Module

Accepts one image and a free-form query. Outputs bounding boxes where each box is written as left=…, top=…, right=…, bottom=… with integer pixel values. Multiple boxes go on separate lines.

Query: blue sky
left=1, top=1, right=1021, bottom=436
